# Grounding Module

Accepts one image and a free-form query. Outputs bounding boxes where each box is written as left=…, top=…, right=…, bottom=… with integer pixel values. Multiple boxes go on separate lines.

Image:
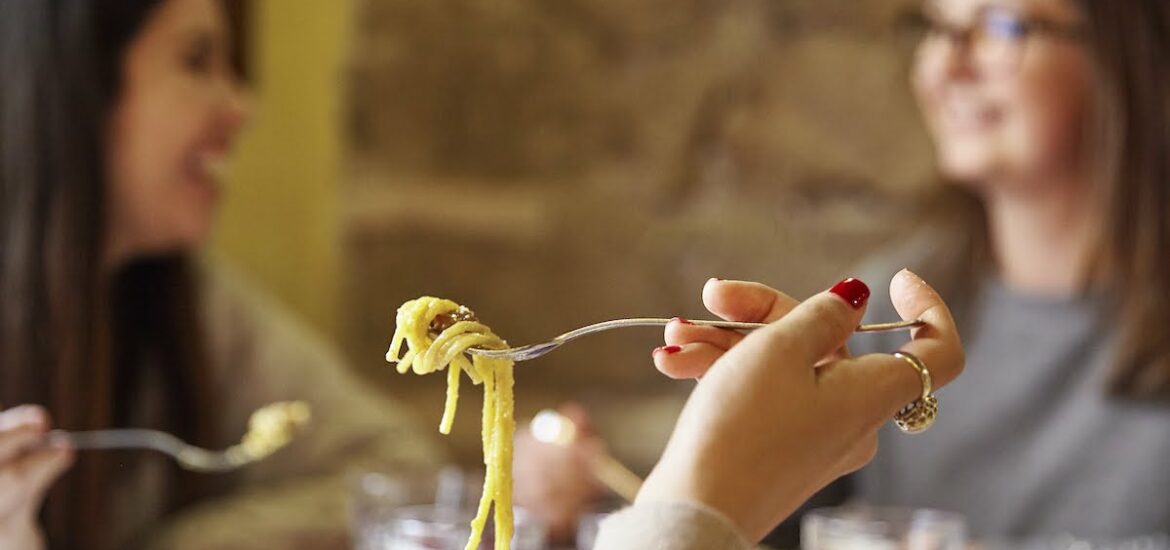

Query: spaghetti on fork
left=386, top=297, right=515, bottom=550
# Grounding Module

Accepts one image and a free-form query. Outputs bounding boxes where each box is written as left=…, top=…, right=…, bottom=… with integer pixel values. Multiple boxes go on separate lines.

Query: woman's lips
left=185, top=153, right=226, bottom=206
left=191, top=152, right=228, bottom=184
left=937, top=100, right=1002, bottom=133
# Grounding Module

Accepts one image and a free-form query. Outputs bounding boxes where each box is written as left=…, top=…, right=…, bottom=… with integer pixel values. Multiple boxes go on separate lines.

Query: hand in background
left=513, top=403, right=606, bottom=543
left=0, top=405, right=74, bottom=550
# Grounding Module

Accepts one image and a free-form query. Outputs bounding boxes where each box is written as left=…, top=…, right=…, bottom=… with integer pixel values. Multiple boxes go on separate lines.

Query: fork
left=467, top=317, right=924, bottom=362
left=47, top=429, right=254, bottom=473
left=45, top=400, right=311, bottom=473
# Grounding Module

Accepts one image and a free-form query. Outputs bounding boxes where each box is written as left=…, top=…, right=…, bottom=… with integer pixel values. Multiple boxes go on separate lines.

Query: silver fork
left=45, top=400, right=310, bottom=473
left=468, top=318, right=924, bottom=362
left=47, top=429, right=253, bottom=473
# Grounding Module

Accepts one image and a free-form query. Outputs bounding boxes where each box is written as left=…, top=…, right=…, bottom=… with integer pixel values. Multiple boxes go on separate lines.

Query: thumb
left=768, top=278, right=871, bottom=367
left=890, top=268, right=964, bottom=388
left=819, top=269, right=964, bottom=426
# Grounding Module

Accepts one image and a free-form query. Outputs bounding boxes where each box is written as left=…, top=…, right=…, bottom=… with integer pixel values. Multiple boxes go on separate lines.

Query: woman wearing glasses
left=706, top=0, right=1169, bottom=542
left=527, top=0, right=1168, bottom=545
left=833, top=0, right=1170, bottom=539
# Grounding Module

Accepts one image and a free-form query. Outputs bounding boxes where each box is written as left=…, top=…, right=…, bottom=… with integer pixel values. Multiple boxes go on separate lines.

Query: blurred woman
left=844, top=0, right=1170, bottom=538
left=0, top=1, right=440, bottom=548
left=524, top=0, right=1170, bottom=542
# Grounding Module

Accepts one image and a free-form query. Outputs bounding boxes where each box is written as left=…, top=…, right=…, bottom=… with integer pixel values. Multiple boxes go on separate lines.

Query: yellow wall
left=212, top=0, right=351, bottom=336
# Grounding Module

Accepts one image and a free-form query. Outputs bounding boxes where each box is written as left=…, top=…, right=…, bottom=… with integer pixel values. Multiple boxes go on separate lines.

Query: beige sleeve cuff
left=592, top=500, right=753, bottom=550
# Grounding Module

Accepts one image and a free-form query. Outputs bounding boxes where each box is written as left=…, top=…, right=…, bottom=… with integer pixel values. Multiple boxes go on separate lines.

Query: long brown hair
left=918, top=0, right=1170, bottom=399
left=0, top=1, right=215, bottom=548
left=1079, top=0, right=1170, bottom=399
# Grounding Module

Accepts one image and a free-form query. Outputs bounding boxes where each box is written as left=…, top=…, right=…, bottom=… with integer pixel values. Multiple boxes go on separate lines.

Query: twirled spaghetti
left=228, top=401, right=312, bottom=463
left=386, top=297, right=515, bottom=550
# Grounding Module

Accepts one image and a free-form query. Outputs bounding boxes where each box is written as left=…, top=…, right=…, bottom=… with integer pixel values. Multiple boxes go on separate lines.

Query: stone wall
left=341, top=0, right=934, bottom=467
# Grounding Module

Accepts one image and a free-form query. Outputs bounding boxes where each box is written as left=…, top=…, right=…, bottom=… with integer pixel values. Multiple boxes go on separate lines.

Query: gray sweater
left=851, top=269, right=1170, bottom=539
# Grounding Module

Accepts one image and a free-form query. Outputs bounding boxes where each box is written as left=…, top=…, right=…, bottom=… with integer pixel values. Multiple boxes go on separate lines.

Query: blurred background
left=213, top=0, right=933, bottom=470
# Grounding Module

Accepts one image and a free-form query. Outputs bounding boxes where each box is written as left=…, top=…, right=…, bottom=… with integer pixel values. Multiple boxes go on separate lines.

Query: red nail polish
left=655, top=345, right=683, bottom=355
left=829, top=278, right=870, bottom=310
left=671, top=317, right=693, bottom=325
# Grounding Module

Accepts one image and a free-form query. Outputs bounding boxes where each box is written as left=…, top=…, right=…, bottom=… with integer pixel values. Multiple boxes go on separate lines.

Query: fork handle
left=47, top=430, right=244, bottom=472
left=46, top=429, right=184, bottom=452
left=556, top=318, right=922, bottom=342
left=653, top=318, right=923, bottom=332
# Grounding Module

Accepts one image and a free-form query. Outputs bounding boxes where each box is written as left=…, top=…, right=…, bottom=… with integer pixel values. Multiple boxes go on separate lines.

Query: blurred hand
left=512, top=403, right=606, bottom=543
left=0, top=405, right=74, bottom=550
left=639, top=270, right=964, bottom=541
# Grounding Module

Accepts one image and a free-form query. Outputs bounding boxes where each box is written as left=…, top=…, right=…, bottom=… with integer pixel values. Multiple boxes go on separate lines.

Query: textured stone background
left=341, top=0, right=934, bottom=468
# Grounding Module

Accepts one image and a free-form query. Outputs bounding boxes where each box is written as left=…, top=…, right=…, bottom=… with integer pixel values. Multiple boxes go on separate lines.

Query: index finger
left=702, top=279, right=801, bottom=324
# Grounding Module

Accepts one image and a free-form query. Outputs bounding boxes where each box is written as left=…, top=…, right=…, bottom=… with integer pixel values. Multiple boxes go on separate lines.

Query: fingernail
left=654, top=345, right=683, bottom=355
left=708, top=277, right=723, bottom=282
left=671, top=317, right=693, bottom=325
left=829, top=278, right=870, bottom=310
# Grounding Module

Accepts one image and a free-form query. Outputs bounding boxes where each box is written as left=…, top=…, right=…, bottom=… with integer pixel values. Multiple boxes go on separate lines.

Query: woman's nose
left=222, top=81, right=254, bottom=133
left=915, top=39, right=980, bottom=88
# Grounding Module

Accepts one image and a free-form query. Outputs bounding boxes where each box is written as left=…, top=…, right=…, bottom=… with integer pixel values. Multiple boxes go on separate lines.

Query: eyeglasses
left=896, top=6, right=1084, bottom=77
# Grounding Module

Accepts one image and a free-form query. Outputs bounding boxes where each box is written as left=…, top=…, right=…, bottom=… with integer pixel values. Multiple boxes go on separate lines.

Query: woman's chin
left=934, top=147, right=1002, bottom=184
left=142, top=219, right=215, bottom=258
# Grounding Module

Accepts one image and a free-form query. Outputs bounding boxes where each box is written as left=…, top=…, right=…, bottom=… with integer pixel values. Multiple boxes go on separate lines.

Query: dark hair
left=0, top=1, right=214, bottom=548
left=919, top=0, right=1170, bottom=399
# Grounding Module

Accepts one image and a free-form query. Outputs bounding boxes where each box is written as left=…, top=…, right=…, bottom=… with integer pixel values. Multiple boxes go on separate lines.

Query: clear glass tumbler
left=802, top=505, right=966, bottom=550
left=351, top=469, right=548, bottom=550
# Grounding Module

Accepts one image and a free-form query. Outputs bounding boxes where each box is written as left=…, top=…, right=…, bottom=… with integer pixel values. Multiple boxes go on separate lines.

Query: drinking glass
left=802, top=506, right=966, bottom=550
left=983, top=534, right=1170, bottom=550
left=351, top=468, right=548, bottom=550
left=574, top=512, right=611, bottom=550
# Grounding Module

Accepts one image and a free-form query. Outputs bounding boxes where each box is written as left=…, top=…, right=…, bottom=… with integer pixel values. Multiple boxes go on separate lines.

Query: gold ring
left=892, top=351, right=938, bottom=434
